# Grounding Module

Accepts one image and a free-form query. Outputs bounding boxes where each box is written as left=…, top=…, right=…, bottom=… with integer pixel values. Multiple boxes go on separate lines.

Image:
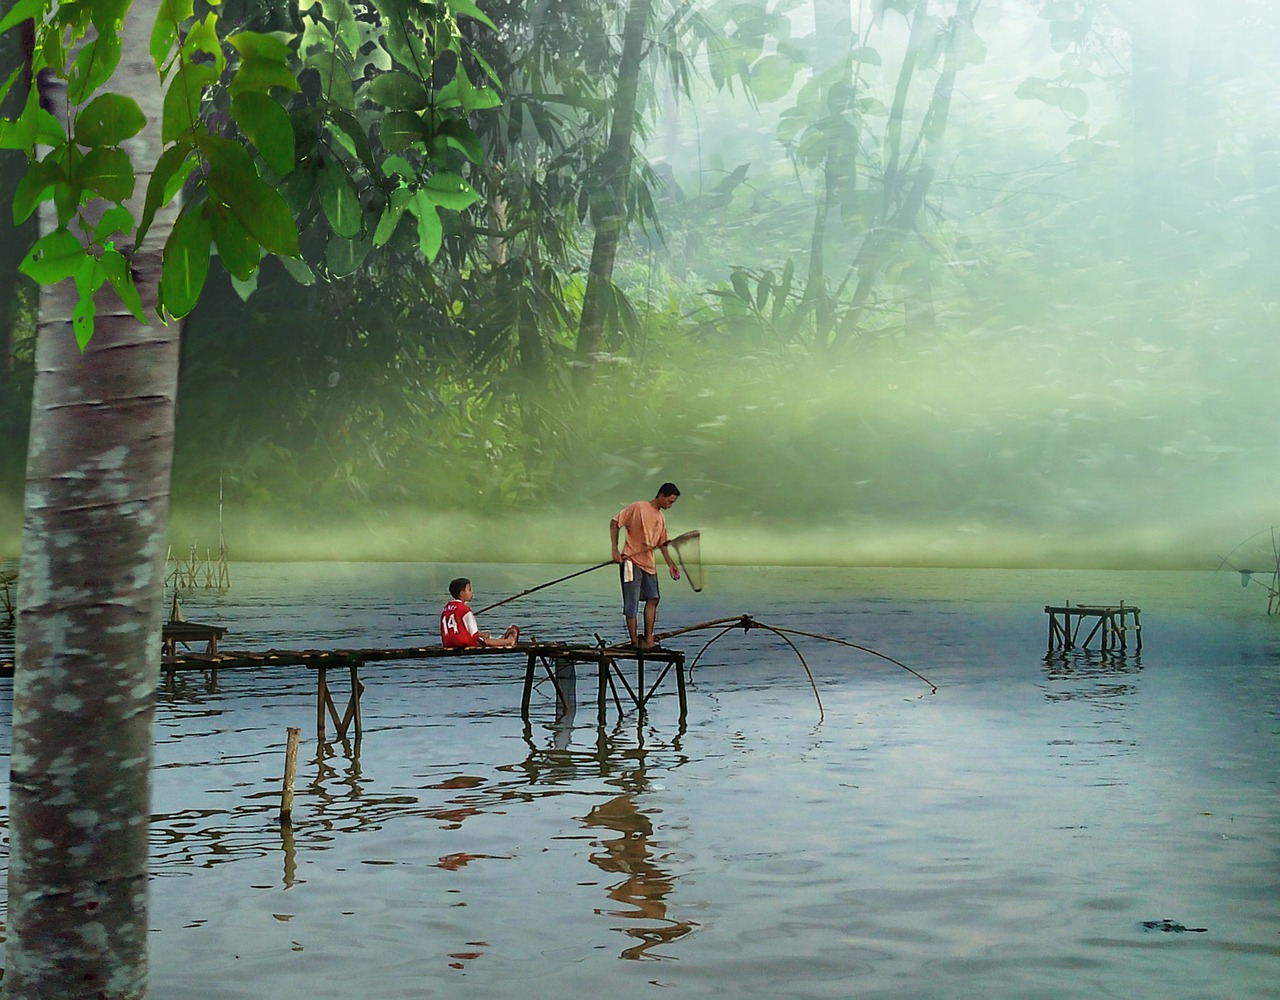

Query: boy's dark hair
left=449, top=577, right=471, bottom=599
left=657, top=482, right=680, bottom=497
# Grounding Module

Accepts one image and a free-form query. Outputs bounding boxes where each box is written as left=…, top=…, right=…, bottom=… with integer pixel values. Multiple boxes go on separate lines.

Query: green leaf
left=162, top=61, right=218, bottom=142
left=380, top=110, right=427, bottom=153
left=420, top=171, right=477, bottom=211
left=160, top=201, right=213, bottom=318
left=1059, top=86, right=1089, bottom=117
left=74, top=92, right=147, bottom=146
left=325, top=108, right=379, bottom=177
left=277, top=254, right=315, bottom=286
left=372, top=185, right=413, bottom=247
left=409, top=190, right=442, bottom=260
left=454, top=68, right=501, bottom=112
left=381, top=155, right=416, bottom=181
left=230, top=56, right=303, bottom=96
left=20, top=228, right=88, bottom=284
left=94, top=205, right=134, bottom=244
left=1015, top=77, right=1052, bottom=103
left=324, top=231, right=371, bottom=277
left=365, top=71, right=430, bottom=111
left=0, top=0, right=45, bottom=36
left=0, top=82, right=42, bottom=151
left=211, top=207, right=262, bottom=280
left=35, top=106, right=62, bottom=144
left=100, top=245, right=146, bottom=322
left=69, top=33, right=123, bottom=105
left=78, top=146, right=136, bottom=202
left=202, top=134, right=300, bottom=256
left=152, top=0, right=196, bottom=73
left=230, top=92, right=296, bottom=174
left=445, top=0, right=497, bottom=30
left=317, top=158, right=363, bottom=238
left=227, top=30, right=293, bottom=64
left=183, top=13, right=226, bottom=74
left=749, top=54, right=798, bottom=104
left=0, top=117, right=29, bottom=151
left=72, top=254, right=107, bottom=351
left=136, top=140, right=196, bottom=246
left=318, top=0, right=360, bottom=55
left=229, top=270, right=258, bottom=301
left=371, top=0, right=424, bottom=68
left=436, top=117, right=483, bottom=164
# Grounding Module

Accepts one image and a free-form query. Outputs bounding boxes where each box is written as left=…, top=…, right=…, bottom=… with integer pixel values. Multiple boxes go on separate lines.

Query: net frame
left=668, top=530, right=703, bottom=592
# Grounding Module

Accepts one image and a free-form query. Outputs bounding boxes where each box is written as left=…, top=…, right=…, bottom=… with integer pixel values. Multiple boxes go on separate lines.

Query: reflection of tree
left=581, top=764, right=697, bottom=960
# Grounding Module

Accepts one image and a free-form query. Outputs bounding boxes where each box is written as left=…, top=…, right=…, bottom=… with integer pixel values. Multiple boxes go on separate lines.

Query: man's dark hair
left=449, top=577, right=471, bottom=599
left=657, top=482, right=680, bottom=497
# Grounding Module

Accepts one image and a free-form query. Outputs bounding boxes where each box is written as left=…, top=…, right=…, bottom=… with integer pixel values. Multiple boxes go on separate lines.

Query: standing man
left=610, top=483, right=681, bottom=650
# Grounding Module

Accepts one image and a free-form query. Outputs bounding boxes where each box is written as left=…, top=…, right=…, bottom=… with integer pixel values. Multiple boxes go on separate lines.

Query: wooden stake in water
left=280, top=727, right=301, bottom=824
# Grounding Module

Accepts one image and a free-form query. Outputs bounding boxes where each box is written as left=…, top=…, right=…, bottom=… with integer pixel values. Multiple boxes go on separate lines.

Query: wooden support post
left=280, top=726, right=301, bottom=824
left=331, top=662, right=363, bottom=742
left=597, top=654, right=608, bottom=726
left=636, top=650, right=646, bottom=719
left=675, top=653, right=687, bottom=720
left=521, top=651, right=536, bottom=719
left=316, top=665, right=328, bottom=741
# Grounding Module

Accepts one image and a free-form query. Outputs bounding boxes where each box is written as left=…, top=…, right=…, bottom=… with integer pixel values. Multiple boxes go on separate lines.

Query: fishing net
left=669, top=530, right=704, bottom=592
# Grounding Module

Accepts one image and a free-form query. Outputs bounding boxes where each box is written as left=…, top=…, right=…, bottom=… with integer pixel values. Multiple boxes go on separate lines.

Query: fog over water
left=3, top=0, right=1279, bottom=570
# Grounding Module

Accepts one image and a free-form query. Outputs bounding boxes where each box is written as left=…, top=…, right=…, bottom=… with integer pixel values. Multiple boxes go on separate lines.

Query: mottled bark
left=6, top=2, right=177, bottom=997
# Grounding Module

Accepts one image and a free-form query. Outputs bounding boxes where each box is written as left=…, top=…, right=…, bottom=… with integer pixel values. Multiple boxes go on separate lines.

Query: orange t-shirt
left=613, top=501, right=668, bottom=575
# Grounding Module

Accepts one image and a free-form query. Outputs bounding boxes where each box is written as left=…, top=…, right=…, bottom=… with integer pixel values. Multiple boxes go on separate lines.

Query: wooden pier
left=1, top=627, right=688, bottom=744
left=1044, top=601, right=1141, bottom=653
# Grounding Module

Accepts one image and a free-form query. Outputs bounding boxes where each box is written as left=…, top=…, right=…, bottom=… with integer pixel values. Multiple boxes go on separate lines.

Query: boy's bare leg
left=625, top=615, right=639, bottom=647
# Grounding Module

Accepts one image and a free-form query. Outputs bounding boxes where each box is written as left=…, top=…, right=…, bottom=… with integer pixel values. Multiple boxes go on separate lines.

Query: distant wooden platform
left=1, top=636, right=688, bottom=742
left=1044, top=601, right=1141, bottom=653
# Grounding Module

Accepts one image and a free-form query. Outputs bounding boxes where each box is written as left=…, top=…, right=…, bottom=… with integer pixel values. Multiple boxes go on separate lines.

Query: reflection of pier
left=1044, top=601, right=1141, bottom=654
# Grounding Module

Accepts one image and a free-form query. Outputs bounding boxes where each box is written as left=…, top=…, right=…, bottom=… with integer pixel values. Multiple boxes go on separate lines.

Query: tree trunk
left=573, top=0, right=650, bottom=379
left=836, top=0, right=972, bottom=346
left=6, top=3, right=178, bottom=996
left=0, top=16, right=35, bottom=374
left=802, top=0, right=855, bottom=349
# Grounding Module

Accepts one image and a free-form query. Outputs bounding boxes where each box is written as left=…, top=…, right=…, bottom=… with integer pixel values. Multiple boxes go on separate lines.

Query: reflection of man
left=583, top=773, right=697, bottom=960
left=610, top=483, right=681, bottom=650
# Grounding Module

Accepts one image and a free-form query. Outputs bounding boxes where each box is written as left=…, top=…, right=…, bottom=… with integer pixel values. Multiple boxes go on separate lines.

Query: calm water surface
left=1, top=564, right=1278, bottom=998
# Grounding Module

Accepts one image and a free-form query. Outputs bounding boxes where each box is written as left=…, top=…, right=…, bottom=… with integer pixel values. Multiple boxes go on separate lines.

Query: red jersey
left=440, top=599, right=480, bottom=648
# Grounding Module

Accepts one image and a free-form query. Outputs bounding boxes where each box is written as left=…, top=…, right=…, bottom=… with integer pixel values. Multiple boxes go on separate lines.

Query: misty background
left=1, top=0, right=1276, bottom=569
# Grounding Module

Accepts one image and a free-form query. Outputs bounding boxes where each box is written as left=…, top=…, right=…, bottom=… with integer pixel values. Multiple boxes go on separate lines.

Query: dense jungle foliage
left=2, top=0, right=1278, bottom=564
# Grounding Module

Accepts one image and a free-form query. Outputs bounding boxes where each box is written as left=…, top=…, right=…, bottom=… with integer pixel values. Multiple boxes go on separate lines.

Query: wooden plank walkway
left=1044, top=601, right=1141, bottom=653
left=0, top=632, right=688, bottom=743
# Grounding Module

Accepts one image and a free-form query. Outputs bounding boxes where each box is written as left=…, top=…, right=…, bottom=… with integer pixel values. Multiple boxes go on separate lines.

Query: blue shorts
left=620, top=565, right=660, bottom=618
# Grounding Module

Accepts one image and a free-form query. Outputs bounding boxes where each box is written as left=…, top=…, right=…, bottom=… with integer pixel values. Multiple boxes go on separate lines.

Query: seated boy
left=440, top=577, right=519, bottom=648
